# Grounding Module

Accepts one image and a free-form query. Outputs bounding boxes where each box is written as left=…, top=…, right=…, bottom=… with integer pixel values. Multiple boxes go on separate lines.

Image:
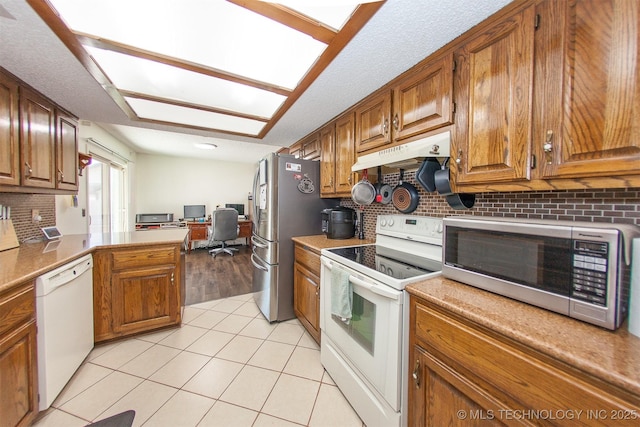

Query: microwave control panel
left=571, top=240, right=608, bottom=306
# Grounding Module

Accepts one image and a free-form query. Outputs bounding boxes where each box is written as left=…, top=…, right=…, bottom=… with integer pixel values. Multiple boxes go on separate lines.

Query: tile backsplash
left=0, top=193, right=55, bottom=242
left=341, top=170, right=640, bottom=239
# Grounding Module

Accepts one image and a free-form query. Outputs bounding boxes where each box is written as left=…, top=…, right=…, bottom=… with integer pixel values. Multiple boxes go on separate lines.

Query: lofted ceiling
left=0, top=0, right=513, bottom=163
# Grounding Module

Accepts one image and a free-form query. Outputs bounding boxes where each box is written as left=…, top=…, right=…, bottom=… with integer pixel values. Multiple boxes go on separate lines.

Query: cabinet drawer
left=413, top=300, right=638, bottom=420
left=112, top=246, right=176, bottom=270
left=238, top=221, right=252, bottom=238
left=0, top=282, right=35, bottom=337
left=294, top=244, right=321, bottom=274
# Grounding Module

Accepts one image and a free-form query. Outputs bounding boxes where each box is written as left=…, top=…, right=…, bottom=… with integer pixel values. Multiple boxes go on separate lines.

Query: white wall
left=135, top=154, right=256, bottom=220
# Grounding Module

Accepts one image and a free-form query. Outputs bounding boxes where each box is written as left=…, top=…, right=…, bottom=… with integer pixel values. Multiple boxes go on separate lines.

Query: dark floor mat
left=86, top=410, right=135, bottom=427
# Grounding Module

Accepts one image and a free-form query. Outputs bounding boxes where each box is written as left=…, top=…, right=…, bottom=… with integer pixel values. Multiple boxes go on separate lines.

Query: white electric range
left=320, top=214, right=444, bottom=427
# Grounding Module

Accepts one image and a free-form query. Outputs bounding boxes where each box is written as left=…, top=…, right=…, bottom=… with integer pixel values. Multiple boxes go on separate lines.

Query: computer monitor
left=225, top=203, right=244, bottom=216
left=184, top=204, right=206, bottom=219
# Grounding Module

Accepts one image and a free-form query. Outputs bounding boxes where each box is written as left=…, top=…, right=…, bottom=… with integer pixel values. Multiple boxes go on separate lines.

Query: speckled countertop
left=0, top=229, right=189, bottom=294
left=291, top=235, right=374, bottom=252
left=407, top=276, right=640, bottom=396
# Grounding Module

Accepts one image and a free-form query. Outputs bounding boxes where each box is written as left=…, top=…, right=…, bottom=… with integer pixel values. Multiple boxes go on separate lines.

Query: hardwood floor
left=184, top=245, right=253, bottom=305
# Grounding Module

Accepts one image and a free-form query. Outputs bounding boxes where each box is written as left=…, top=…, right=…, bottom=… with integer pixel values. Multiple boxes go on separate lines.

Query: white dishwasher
left=36, top=253, right=94, bottom=410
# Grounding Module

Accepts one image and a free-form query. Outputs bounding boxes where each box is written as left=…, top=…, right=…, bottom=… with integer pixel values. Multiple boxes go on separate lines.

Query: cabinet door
left=0, top=71, right=20, bottom=186
left=19, top=88, right=55, bottom=188
left=320, top=122, right=336, bottom=196
left=56, top=110, right=79, bottom=191
left=112, top=265, right=179, bottom=335
left=536, top=0, right=640, bottom=178
left=293, top=262, right=320, bottom=343
left=0, top=321, right=38, bottom=427
left=408, top=346, right=507, bottom=427
left=393, top=53, right=454, bottom=142
left=355, top=90, right=392, bottom=153
left=301, top=132, right=321, bottom=160
left=334, top=112, right=356, bottom=196
left=288, top=141, right=302, bottom=158
left=452, top=7, right=535, bottom=185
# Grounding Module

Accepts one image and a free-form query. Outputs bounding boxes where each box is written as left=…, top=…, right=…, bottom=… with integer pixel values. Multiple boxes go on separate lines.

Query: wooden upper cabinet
left=392, top=53, right=454, bottom=142
left=334, top=112, right=356, bottom=195
left=301, top=132, right=321, bottom=160
left=320, top=123, right=336, bottom=195
left=0, top=71, right=20, bottom=186
left=19, top=88, right=56, bottom=189
left=288, top=141, right=302, bottom=158
left=355, top=90, right=392, bottom=153
left=56, top=110, right=79, bottom=191
left=535, top=0, right=640, bottom=179
left=452, top=5, right=536, bottom=186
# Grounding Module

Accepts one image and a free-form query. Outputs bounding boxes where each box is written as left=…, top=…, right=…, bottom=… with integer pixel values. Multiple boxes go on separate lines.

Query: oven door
left=320, top=256, right=403, bottom=410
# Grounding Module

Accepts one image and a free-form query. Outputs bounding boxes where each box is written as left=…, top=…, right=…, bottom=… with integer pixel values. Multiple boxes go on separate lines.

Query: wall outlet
left=32, top=209, right=41, bottom=222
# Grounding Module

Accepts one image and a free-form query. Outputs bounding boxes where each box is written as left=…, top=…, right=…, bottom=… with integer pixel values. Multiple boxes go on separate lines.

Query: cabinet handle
left=455, top=150, right=463, bottom=169
left=381, top=118, right=389, bottom=135
left=57, top=169, right=64, bottom=182
left=392, top=113, right=399, bottom=131
left=348, top=175, right=352, bottom=185
left=171, top=272, right=175, bottom=285
left=25, top=162, right=32, bottom=177
left=543, top=130, right=553, bottom=164
left=412, top=359, right=421, bottom=388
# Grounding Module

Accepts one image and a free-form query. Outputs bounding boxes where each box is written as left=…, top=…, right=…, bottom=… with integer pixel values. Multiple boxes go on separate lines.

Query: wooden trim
left=75, top=32, right=292, bottom=97
left=227, top=0, right=338, bottom=44
left=120, top=90, right=270, bottom=122
left=257, top=2, right=384, bottom=137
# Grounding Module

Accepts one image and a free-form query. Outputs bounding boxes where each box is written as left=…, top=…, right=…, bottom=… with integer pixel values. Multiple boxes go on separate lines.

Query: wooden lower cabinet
left=293, top=243, right=321, bottom=343
left=408, top=295, right=640, bottom=427
left=0, top=281, right=38, bottom=427
left=93, top=244, right=182, bottom=343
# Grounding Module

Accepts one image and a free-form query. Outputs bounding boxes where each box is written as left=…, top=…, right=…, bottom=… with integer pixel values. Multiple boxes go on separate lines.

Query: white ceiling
left=0, top=0, right=512, bottom=164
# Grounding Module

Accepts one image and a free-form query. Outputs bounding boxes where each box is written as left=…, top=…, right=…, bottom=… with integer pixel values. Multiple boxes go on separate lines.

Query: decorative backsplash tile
left=342, top=170, right=640, bottom=240
left=0, top=193, right=56, bottom=242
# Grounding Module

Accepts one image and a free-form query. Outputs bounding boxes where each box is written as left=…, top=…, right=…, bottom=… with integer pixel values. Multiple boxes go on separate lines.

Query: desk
left=186, top=220, right=252, bottom=253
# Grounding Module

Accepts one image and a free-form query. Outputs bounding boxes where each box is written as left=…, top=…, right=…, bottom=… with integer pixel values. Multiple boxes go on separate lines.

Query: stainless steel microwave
left=442, top=216, right=640, bottom=330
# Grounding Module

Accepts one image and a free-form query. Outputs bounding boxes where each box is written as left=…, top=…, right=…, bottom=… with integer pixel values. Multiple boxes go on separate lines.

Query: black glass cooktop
left=327, top=245, right=439, bottom=280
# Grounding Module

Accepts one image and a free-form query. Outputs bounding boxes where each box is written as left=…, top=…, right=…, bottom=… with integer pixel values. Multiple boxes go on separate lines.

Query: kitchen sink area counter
left=407, top=276, right=640, bottom=425
left=0, top=229, right=189, bottom=294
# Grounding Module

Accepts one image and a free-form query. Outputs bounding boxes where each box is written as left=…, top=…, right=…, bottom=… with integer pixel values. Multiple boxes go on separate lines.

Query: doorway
left=88, top=156, right=126, bottom=234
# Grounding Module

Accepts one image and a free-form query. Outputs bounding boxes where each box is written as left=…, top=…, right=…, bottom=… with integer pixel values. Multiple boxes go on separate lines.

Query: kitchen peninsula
left=0, top=229, right=188, bottom=427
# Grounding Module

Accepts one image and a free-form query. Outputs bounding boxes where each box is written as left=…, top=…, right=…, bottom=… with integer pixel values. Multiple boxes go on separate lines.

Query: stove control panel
left=377, top=214, right=443, bottom=243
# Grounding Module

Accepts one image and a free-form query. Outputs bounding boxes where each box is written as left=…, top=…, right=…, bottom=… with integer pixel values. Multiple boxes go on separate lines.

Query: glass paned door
left=88, top=156, right=126, bottom=234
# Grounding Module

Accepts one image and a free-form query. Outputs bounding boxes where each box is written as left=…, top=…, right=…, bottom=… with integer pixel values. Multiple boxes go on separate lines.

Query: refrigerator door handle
left=251, top=253, right=269, bottom=271
left=251, top=236, right=268, bottom=248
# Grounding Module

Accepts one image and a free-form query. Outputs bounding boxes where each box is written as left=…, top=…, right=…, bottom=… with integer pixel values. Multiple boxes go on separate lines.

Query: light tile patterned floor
left=32, top=293, right=365, bottom=427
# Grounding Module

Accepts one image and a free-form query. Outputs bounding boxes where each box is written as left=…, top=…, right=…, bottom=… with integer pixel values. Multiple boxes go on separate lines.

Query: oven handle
left=322, top=258, right=401, bottom=301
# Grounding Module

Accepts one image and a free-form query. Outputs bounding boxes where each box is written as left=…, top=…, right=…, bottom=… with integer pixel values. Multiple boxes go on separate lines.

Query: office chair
left=208, top=208, right=239, bottom=258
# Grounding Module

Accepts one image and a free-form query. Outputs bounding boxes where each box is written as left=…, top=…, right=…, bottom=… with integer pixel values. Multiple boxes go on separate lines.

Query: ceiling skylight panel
left=86, top=47, right=285, bottom=118
left=49, top=0, right=327, bottom=90
left=126, top=97, right=267, bottom=135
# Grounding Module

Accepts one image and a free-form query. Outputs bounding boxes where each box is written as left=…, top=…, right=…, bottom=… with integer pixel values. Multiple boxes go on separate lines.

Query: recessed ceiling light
left=195, top=142, right=218, bottom=150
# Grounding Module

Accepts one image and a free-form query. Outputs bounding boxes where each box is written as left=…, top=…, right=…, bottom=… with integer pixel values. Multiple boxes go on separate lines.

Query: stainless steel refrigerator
left=251, top=153, right=336, bottom=322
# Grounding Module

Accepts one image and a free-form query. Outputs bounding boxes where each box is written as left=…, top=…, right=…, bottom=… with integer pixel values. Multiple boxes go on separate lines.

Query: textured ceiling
left=0, top=0, right=513, bottom=163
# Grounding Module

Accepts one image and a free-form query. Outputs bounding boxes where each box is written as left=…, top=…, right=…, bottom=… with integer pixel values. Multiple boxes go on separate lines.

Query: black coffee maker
left=321, top=207, right=356, bottom=239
